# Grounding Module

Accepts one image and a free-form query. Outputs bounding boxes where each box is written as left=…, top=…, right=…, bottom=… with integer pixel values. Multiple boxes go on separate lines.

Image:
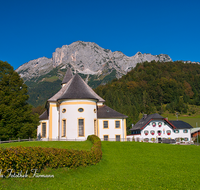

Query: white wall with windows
left=98, top=118, right=126, bottom=141
left=59, top=99, right=97, bottom=140
left=37, top=120, right=49, bottom=140
left=129, top=120, right=191, bottom=143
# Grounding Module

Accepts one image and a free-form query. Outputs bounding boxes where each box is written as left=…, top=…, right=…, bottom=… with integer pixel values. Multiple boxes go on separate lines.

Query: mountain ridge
left=16, top=41, right=172, bottom=82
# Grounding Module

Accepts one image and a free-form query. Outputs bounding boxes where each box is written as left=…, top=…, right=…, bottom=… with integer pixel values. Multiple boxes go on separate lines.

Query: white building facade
left=128, top=114, right=192, bottom=143
left=37, top=69, right=127, bottom=141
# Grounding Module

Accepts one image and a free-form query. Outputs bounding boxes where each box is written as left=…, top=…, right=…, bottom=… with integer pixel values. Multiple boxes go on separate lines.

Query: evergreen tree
left=0, top=61, right=39, bottom=140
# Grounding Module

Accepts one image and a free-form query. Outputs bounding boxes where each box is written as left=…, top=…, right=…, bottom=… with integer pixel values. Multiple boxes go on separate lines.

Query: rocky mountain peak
left=16, top=41, right=172, bottom=81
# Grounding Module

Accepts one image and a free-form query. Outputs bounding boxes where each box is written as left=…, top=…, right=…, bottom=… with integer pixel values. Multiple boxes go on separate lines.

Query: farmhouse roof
left=169, top=121, right=193, bottom=129
left=129, top=113, right=164, bottom=131
left=39, top=110, right=48, bottom=120
left=61, top=68, right=73, bottom=85
left=97, top=105, right=128, bottom=119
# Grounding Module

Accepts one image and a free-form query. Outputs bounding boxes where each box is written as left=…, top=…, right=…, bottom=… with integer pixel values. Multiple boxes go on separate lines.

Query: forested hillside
left=94, top=61, right=200, bottom=130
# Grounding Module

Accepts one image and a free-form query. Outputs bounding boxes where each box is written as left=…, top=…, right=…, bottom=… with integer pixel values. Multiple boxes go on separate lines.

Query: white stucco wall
left=59, top=99, right=97, bottom=140
left=37, top=120, right=49, bottom=140
left=98, top=118, right=125, bottom=141
left=131, top=120, right=191, bottom=142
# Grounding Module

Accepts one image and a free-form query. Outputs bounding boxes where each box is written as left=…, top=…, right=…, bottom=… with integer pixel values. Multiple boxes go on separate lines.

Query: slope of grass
left=0, top=140, right=93, bottom=151
left=1, top=141, right=200, bottom=189
left=162, top=106, right=200, bottom=128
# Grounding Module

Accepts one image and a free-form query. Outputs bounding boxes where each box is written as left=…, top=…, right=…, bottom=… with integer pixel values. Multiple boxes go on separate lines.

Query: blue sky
left=1, top=0, right=200, bottom=70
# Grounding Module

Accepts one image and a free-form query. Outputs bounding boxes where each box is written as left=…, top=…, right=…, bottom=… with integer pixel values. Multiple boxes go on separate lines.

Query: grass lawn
left=1, top=141, right=200, bottom=189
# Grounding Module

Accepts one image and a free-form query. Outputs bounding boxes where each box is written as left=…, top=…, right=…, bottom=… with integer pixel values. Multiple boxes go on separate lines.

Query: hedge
left=0, top=135, right=102, bottom=176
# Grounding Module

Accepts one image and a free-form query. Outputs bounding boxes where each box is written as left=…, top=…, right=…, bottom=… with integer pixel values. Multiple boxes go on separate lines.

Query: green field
left=162, top=113, right=200, bottom=128
left=1, top=141, right=200, bottom=190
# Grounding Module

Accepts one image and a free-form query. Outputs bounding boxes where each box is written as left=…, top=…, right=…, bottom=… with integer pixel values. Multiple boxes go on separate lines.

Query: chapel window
left=115, top=121, right=120, bottom=128
left=62, top=119, right=66, bottom=137
left=78, top=119, right=84, bottom=136
left=104, top=135, right=109, bottom=141
left=78, top=108, right=84, bottom=112
left=116, top=135, right=121, bottom=141
left=42, top=123, right=46, bottom=138
left=103, top=121, right=108, bottom=129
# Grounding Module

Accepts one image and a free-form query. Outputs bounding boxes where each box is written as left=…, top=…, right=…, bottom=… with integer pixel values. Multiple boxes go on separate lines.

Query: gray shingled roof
left=61, top=68, right=73, bottom=85
left=39, top=110, right=48, bottom=120
left=48, top=71, right=105, bottom=102
left=48, top=79, right=72, bottom=102
left=97, top=105, right=128, bottom=119
left=58, top=74, right=104, bottom=101
left=130, top=113, right=164, bottom=130
left=169, top=121, right=193, bottom=129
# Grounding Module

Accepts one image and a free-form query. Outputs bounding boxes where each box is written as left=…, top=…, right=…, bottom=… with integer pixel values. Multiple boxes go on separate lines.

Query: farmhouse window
left=42, top=123, right=46, bottom=138
left=103, top=121, right=108, bottom=129
left=166, top=130, right=171, bottom=135
left=150, top=130, right=155, bottom=135
left=174, top=129, right=179, bottom=133
left=144, top=138, right=149, bottom=142
left=183, top=129, right=188, bottom=133
left=152, top=122, right=156, bottom=127
left=158, top=122, right=162, bottom=127
left=144, top=130, right=149, bottom=135
left=184, top=137, right=188, bottom=141
left=78, top=119, right=84, bottom=136
left=157, top=130, right=162, bottom=136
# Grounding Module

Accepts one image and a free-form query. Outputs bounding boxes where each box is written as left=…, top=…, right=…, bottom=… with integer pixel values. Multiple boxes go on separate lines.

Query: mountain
left=16, top=41, right=172, bottom=107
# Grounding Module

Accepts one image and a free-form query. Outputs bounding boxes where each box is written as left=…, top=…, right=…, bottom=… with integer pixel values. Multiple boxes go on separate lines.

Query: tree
left=0, top=61, right=39, bottom=140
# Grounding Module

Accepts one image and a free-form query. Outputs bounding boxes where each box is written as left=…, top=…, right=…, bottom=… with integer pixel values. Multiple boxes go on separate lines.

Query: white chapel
left=37, top=69, right=128, bottom=141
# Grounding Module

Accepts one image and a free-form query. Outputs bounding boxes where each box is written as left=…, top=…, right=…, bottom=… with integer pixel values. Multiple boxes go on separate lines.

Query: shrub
left=0, top=135, right=102, bottom=176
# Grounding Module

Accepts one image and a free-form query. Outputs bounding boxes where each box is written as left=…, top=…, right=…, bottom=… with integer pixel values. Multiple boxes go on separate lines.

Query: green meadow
left=0, top=141, right=200, bottom=190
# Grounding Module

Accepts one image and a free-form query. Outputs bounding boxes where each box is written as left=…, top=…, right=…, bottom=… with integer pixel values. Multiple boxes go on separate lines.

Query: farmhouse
left=128, top=113, right=193, bottom=143
left=37, top=69, right=127, bottom=141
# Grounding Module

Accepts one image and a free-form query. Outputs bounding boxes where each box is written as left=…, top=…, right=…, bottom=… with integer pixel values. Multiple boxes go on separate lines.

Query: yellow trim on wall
left=115, top=134, right=121, bottom=141
left=103, top=120, right=109, bottom=129
left=124, top=119, right=127, bottom=139
left=49, top=104, right=54, bottom=139
left=103, top=135, right=109, bottom=141
left=61, top=102, right=96, bottom=106
left=97, top=119, right=100, bottom=137
left=62, top=119, right=66, bottom=137
left=41, top=122, right=47, bottom=138
left=115, top=120, right=121, bottom=129
left=94, top=119, right=97, bottom=136
left=78, top=117, right=85, bottom=137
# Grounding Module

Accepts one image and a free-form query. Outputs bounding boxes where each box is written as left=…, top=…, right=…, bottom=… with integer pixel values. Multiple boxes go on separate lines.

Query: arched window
left=166, top=130, right=171, bottom=135
left=150, top=130, right=155, bottom=135
left=157, top=130, right=162, bottom=136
